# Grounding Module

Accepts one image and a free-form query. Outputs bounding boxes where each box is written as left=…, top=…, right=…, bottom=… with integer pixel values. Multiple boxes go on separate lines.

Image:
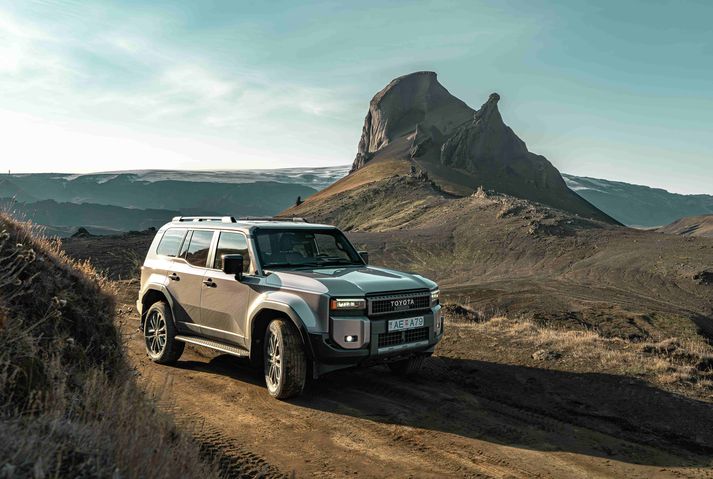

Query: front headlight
left=330, top=298, right=367, bottom=312
left=431, top=289, right=440, bottom=306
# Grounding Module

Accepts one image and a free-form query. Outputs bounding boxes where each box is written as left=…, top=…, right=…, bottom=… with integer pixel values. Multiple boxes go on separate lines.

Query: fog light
left=435, top=313, right=443, bottom=333
left=345, top=335, right=358, bottom=343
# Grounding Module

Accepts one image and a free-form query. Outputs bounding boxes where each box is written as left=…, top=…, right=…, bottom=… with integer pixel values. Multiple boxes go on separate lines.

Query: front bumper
left=310, top=305, right=443, bottom=365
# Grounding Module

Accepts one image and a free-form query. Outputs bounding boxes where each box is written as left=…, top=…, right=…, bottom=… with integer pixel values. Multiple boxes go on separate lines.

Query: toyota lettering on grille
left=390, top=298, right=416, bottom=310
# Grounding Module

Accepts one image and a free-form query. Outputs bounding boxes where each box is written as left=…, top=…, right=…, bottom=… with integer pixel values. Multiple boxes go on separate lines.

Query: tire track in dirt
left=179, top=413, right=287, bottom=479
left=116, top=283, right=713, bottom=479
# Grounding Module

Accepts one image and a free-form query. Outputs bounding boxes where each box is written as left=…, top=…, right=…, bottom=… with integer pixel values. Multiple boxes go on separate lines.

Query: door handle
left=168, top=273, right=180, bottom=281
left=202, top=278, right=216, bottom=287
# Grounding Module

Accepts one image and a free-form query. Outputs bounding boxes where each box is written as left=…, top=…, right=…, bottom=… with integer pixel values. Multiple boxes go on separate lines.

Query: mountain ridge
left=563, top=174, right=713, bottom=227
left=345, top=71, right=616, bottom=223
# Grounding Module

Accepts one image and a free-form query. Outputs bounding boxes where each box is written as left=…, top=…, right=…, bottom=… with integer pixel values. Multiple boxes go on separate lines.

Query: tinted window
left=213, top=232, right=250, bottom=272
left=180, top=230, right=214, bottom=267
left=254, top=229, right=363, bottom=268
left=156, top=228, right=187, bottom=257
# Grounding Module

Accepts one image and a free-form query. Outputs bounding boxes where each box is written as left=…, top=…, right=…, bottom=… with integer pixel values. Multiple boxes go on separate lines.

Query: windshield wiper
left=263, top=262, right=321, bottom=269
left=318, top=259, right=362, bottom=267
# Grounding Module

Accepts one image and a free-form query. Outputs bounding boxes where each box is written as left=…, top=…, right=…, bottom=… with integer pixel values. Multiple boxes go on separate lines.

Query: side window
left=214, top=232, right=251, bottom=272
left=180, top=230, right=214, bottom=267
left=156, top=228, right=187, bottom=257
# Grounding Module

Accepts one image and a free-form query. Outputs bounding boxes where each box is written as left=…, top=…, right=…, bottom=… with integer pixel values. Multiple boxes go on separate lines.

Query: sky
left=0, top=0, right=711, bottom=194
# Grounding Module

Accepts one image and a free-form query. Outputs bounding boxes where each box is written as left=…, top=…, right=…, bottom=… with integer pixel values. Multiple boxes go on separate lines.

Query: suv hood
left=265, top=266, right=437, bottom=296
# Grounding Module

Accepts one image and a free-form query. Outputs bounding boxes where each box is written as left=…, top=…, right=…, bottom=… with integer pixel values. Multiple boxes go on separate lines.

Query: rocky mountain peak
left=351, top=71, right=474, bottom=172
left=346, top=72, right=617, bottom=223
left=474, top=93, right=501, bottom=123
left=440, top=91, right=528, bottom=170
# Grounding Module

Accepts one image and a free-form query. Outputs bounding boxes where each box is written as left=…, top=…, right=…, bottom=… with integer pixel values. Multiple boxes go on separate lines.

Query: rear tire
left=388, top=355, right=425, bottom=376
left=144, top=302, right=184, bottom=364
left=264, top=318, right=307, bottom=399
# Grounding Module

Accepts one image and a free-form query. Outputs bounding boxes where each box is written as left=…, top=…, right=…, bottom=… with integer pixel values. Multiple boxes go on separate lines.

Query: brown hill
left=288, top=173, right=713, bottom=334
left=658, top=214, right=713, bottom=238
left=347, top=71, right=615, bottom=223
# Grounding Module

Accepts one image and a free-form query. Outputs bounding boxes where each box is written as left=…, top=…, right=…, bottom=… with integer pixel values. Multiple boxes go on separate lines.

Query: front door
left=165, top=229, right=215, bottom=335
left=200, top=231, right=252, bottom=346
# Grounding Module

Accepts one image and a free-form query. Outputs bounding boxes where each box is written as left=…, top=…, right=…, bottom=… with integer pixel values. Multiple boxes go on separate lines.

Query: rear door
left=165, top=229, right=216, bottom=335
left=199, top=231, right=253, bottom=346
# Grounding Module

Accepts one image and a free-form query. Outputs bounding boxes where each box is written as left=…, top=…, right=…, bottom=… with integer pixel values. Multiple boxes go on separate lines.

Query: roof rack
left=172, top=216, right=237, bottom=223
left=238, top=216, right=307, bottom=223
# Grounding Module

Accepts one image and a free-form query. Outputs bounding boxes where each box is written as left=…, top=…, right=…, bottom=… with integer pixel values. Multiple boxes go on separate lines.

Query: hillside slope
left=564, top=174, right=713, bottom=227
left=658, top=214, right=713, bottom=238
left=347, top=71, right=615, bottom=223
left=0, top=213, right=221, bottom=478
left=287, top=171, right=713, bottom=353
left=1, top=198, right=178, bottom=236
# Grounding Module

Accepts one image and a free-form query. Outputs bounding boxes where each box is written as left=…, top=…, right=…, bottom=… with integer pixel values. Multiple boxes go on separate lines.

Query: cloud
left=0, top=2, right=355, bottom=173
left=0, top=3, right=349, bottom=134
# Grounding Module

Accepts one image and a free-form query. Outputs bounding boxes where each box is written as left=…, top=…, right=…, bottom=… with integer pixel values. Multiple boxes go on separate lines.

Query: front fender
left=247, top=291, right=324, bottom=360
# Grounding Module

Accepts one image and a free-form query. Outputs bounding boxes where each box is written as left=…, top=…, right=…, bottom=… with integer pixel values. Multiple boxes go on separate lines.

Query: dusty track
left=115, top=283, right=713, bottom=479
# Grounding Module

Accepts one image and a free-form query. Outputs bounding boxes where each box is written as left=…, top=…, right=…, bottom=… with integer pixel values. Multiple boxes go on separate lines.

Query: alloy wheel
left=145, top=310, right=167, bottom=356
left=266, top=330, right=281, bottom=390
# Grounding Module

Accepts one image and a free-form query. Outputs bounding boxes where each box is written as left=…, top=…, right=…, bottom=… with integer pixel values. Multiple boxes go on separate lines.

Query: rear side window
left=156, top=228, right=187, bottom=257
left=180, top=230, right=214, bottom=267
left=213, top=232, right=250, bottom=272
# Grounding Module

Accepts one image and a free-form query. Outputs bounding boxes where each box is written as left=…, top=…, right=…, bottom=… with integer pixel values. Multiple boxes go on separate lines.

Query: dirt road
left=114, top=283, right=713, bottom=479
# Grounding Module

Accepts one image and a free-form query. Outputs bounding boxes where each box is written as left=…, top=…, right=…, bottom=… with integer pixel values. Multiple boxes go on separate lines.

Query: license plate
left=388, top=316, right=425, bottom=332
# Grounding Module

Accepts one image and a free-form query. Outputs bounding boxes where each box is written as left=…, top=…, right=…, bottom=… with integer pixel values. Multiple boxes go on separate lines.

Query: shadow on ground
left=171, top=353, right=713, bottom=469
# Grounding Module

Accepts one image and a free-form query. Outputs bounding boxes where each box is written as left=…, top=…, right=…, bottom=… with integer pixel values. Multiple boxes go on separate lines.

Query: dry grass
left=0, top=213, right=220, bottom=478
left=443, top=305, right=713, bottom=399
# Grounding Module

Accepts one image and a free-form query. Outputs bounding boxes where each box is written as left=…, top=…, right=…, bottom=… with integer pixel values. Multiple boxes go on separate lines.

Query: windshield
left=254, top=228, right=365, bottom=269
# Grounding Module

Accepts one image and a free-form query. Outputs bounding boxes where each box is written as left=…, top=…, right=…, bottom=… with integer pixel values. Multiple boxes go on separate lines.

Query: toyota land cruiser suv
left=137, top=216, right=443, bottom=399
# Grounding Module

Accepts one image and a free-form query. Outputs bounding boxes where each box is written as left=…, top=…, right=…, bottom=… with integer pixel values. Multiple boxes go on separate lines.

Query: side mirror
left=222, top=254, right=244, bottom=280
left=358, top=250, right=369, bottom=265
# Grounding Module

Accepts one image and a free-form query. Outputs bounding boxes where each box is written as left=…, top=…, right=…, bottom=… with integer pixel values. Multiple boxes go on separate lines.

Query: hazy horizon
left=1, top=0, right=712, bottom=195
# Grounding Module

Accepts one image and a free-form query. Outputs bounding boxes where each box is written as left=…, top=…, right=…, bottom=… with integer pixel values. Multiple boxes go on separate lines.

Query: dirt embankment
left=0, top=215, right=222, bottom=478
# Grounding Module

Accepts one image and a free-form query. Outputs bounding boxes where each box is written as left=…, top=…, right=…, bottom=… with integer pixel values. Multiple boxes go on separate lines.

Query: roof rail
left=172, top=216, right=237, bottom=223
left=238, top=216, right=307, bottom=223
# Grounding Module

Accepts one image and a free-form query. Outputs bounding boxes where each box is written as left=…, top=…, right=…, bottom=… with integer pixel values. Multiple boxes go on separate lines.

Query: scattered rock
left=532, top=349, right=562, bottom=361
left=473, top=186, right=488, bottom=199
left=693, top=271, right=713, bottom=285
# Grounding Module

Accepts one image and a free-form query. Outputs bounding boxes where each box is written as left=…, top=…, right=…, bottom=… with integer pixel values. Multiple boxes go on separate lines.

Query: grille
left=377, top=331, right=403, bottom=348
left=377, top=327, right=429, bottom=349
left=404, top=327, right=429, bottom=343
left=368, top=290, right=430, bottom=316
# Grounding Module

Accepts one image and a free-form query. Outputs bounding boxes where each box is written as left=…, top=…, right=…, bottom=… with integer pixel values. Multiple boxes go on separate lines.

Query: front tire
left=388, top=355, right=425, bottom=376
left=144, top=302, right=184, bottom=364
left=264, top=319, right=307, bottom=399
